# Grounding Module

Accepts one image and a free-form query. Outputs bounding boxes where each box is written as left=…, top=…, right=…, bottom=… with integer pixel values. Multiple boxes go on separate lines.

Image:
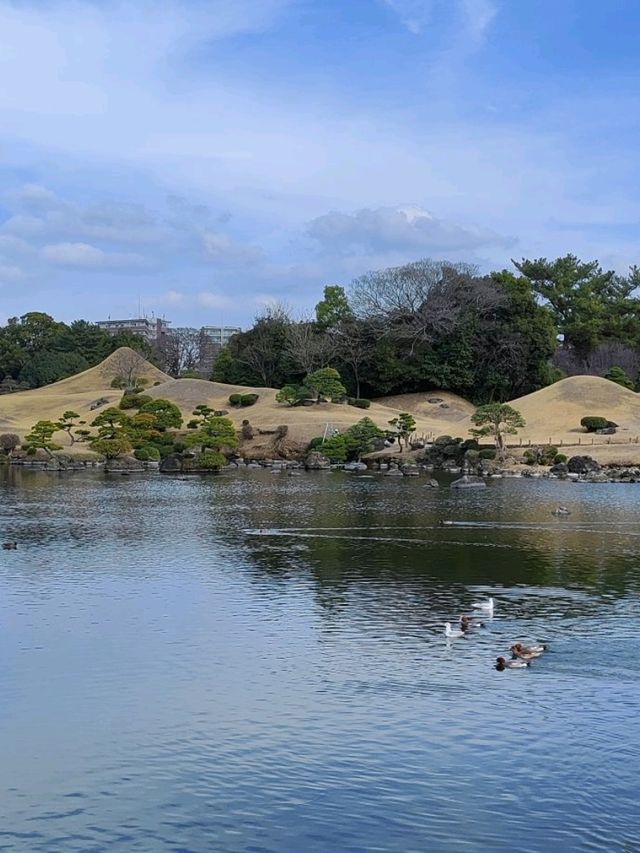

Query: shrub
left=110, top=376, right=126, bottom=389
left=276, top=385, right=302, bottom=406
left=349, top=398, right=371, bottom=409
left=214, top=410, right=228, bottom=417
left=443, top=444, right=459, bottom=457
left=275, top=425, right=289, bottom=439
left=541, top=445, right=558, bottom=465
left=581, top=416, right=608, bottom=432
left=318, top=434, right=348, bottom=462
left=197, top=450, right=226, bottom=470
left=523, top=449, right=537, bottom=465
left=554, top=453, right=568, bottom=464
left=605, top=365, right=634, bottom=389
left=229, top=394, right=242, bottom=406
left=434, top=435, right=453, bottom=446
left=134, top=446, right=161, bottom=461
left=119, top=394, right=152, bottom=410
left=465, top=449, right=479, bottom=463
left=240, top=394, right=259, bottom=407
left=187, top=419, right=200, bottom=429
left=0, top=433, right=20, bottom=454
left=479, top=448, right=496, bottom=460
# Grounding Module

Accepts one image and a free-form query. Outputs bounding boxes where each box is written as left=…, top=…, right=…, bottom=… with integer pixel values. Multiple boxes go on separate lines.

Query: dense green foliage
left=5, top=253, right=640, bottom=405
left=604, top=365, right=634, bottom=389
left=0, top=313, right=155, bottom=389
left=209, top=255, right=640, bottom=403
left=311, top=417, right=385, bottom=462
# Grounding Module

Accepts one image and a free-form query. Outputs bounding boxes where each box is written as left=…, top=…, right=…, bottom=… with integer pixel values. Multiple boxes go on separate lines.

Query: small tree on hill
left=139, top=398, right=183, bottom=430
left=470, top=403, right=525, bottom=457
left=388, top=412, right=416, bottom=453
left=90, top=408, right=134, bottom=459
left=276, top=385, right=303, bottom=406
left=184, top=416, right=238, bottom=454
left=303, top=367, right=346, bottom=404
left=56, top=410, right=82, bottom=445
left=23, top=421, right=62, bottom=456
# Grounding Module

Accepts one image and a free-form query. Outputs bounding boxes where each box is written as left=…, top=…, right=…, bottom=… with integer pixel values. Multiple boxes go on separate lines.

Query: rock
left=549, top=462, right=568, bottom=476
left=160, top=453, right=183, bottom=473
left=596, top=427, right=616, bottom=435
left=384, top=469, right=404, bottom=476
left=105, top=456, right=144, bottom=472
left=424, top=478, right=440, bottom=488
left=427, top=397, right=443, bottom=403
left=439, top=403, right=450, bottom=409
left=451, top=475, right=486, bottom=489
left=584, top=471, right=609, bottom=483
left=305, top=451, right=331, bottom=470
left=402, top=468, right=420, bottom=476
left=567, top=455, right=601, bottom=475
left=566, top=472, right=580, bottom=481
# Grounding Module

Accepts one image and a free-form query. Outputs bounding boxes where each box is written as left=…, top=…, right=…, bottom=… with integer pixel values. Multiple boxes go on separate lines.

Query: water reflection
left=1, top=468, right=639, bottom=851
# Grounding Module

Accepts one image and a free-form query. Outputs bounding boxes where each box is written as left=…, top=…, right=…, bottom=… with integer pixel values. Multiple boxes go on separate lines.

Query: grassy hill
left=3, top=349, right=640, bottom=462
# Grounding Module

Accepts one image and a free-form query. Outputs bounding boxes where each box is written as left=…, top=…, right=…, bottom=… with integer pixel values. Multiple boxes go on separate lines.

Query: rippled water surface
left=1, top=468, right=640, bottom=852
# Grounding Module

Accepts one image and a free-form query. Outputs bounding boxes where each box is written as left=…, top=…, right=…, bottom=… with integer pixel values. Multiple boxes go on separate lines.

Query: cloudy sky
left=1, top=0, right=640, bottom=327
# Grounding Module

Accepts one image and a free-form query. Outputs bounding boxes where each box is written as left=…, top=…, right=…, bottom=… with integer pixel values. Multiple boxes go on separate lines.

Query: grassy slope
left=3, top=350, right=640, bottom=462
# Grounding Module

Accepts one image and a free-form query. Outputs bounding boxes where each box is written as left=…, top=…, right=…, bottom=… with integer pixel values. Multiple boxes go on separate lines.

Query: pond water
left=1, top=468, right=639, bottom=852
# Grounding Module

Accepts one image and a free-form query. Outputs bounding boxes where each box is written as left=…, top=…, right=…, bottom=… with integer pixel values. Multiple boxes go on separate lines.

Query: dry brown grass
left=4, top=351, right=640, bottom=463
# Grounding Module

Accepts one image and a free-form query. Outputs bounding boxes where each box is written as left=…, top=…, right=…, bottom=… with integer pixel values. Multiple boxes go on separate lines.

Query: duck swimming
left=2, top=542, right=17, bottom=550
left=445, top=622, right=466, bottom=639
left=472, top=596, right=494, bottom=614
left=510, top=642, right=547, bottom=660
left=460, top=614, right=484, bottom=632
left=552, top=506, right=571, bottom=516
left=495, top=656, right=529, bottom=670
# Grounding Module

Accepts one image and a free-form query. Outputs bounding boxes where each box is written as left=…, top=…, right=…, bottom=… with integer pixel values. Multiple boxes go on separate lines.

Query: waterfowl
left=460, top=614, right=484, bottom=632
left=495, top=656, right=529, bottom=670
left=510, top=642, right=547, bottom=660
left=444, top=622, right=466, bottom=639
left=472, top=596, right=494, bottom=614
left=552, top=506, right=571, bottom=516
left=2, top=542, right=17, bottom=550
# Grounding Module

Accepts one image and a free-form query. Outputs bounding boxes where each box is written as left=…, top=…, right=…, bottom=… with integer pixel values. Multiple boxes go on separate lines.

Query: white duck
left=472, top=596, right=494, bottom=614
left=444, top=622, right=466, bottom=639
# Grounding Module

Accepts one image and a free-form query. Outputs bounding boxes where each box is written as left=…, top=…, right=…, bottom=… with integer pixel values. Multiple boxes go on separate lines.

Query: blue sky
left=1, top=0, right=640, bottom=327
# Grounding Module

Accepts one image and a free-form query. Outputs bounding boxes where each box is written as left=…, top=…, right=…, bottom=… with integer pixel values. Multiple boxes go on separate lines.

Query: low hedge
left=581, top=416, right=608, bottom=432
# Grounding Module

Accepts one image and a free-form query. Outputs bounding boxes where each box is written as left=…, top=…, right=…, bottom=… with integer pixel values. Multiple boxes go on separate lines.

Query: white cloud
left=0, top=263, right=23, bottom=281
left=381, top=0, right=433, bottom=34
left=201, top=231, right=264, bottom=266
left=307, top=205, right=512, bottom=255
left=197, top=291, right=234, bottom=309
left=41, top=241, right=147, bottom=269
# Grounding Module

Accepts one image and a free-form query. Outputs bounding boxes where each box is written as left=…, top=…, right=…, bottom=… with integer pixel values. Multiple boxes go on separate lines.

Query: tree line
left=213, top=255, right=640, bottom=403
left=3, top=254, right=640, bottom=402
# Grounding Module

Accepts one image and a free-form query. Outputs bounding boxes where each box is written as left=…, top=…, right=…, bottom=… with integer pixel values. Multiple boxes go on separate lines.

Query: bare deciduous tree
left=285, top=319, right=337, bottom=375
left=158, top=328, right=203, bottom=376
left=350, top=260, right=505, bottom=354
left=107, top=348, right=149, bottom=390
left=333, top=320, right=373, bottom=399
